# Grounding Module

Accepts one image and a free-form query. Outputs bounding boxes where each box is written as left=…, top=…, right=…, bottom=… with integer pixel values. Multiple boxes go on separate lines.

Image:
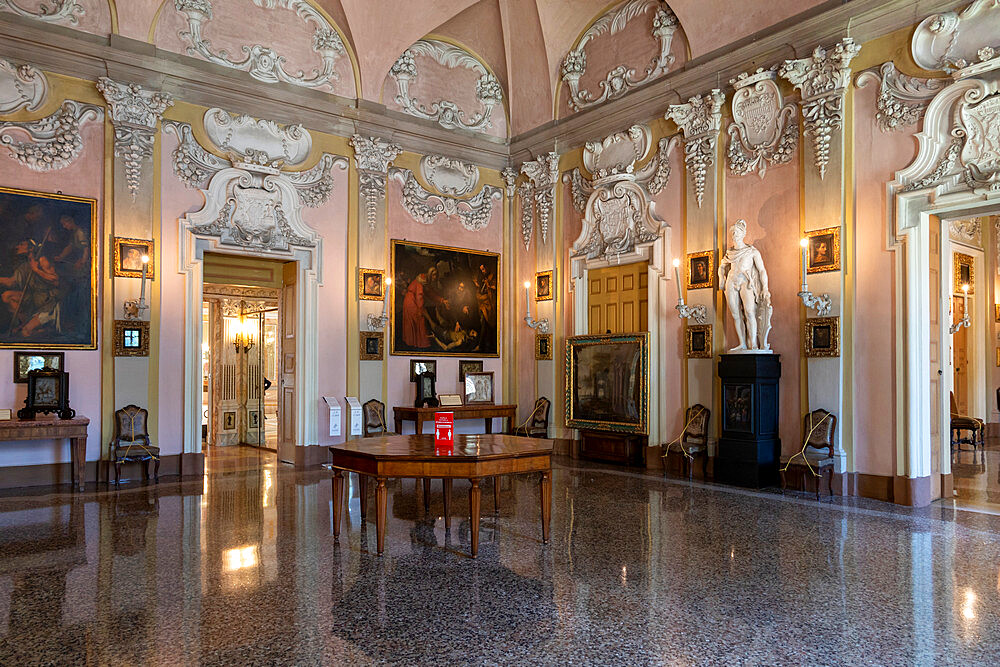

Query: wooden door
left=929, top=226, right=941, bottom=477
left=278, top=262, right=296, bottom=463
left=954, top=296, right=969, bottom=414
left=587, top=262, right=648, bottom=334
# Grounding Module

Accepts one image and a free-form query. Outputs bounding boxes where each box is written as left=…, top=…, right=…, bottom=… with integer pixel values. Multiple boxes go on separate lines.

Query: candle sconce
left=950, top=284, right=971, bottom=334
left=523, top=281, right=550, bottom=333
left=798, top=239, right=832, bottom=316
left=367, top=277, right=392, bottom=330
left=671, top=259, right=708, bottom=323
left=123, top=254, right=151, bottom=321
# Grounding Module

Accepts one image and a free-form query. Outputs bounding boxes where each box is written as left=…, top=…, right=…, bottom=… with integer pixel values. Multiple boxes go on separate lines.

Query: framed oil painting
left=113, top=237, right=154, bottom=279
left=360, top=331, right=384, bottom=360
left=805, top=227, right=840, bottom=274
left=803, top=317, right=839, bottom=358
left=113, top=320, right=149, bottom=357
left=685, top=324, right=712, bottom=359
left=358, top=267, right=385, bottom=301
left=565, top=332, right=649, bottom=435
left=535, top=270, right=553, bottom=301
left=535, top=333, right=552, bottom=360
left=0, top=187, right=97, bottom=349
left=391, top=240, right=499, bottom=357
left=954, top=252, right=974, bottom=294
left=686, top=251, right=714, bottom=289
left=13, top=350, right=64, bottom=383
left=458, top=359, right=483, bottom=383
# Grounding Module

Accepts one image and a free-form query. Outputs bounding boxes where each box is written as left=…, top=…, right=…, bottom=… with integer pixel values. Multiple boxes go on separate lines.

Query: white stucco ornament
left=0, top=58, right=48, bottom=114
left=718, top=219, right=772, bottom=352
left=727, top=68, right=797, bottom=178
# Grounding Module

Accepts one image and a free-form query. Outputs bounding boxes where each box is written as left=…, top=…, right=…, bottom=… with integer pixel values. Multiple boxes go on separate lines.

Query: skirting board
left=0, top=452, right=205, bottom=489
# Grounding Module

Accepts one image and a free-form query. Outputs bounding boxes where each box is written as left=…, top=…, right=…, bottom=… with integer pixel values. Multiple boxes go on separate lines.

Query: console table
left=393, top=404, right=517, bottom=436
left=0, top=416, right=90, bottom=491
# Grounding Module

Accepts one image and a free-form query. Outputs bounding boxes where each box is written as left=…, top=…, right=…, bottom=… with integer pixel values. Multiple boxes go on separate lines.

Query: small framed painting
left=994, top=304, right=1000, bottom=322
left=223, top=411, right=236, bottom=430
left=19, top=368, right=72, bottom=420
left=686, top=251, right=714, bottom=289
left=358, top=268, right=385, bottom=301
left=410, top=359, right=437, bottom=382
left=804, top=317, right=840, bottom=358
left=113, top=320, right=149, bottom=357
left=535, top=333, right=552, bottom=360
left=535, top=270, right=553, bottom=301
left=458, top=359, right=483, bottom=383
left=954, top=252, right=974, bottom=294
left=685, top=324, right=712, bottom=359
left=360, top=331, right=384, bottom=360
left=464, top=371, right=495, bottom=405
left=13, top=351, right=64, bottom=383
left=805, top=227, right=840, bottom=274
left=113, top=237, right=154, bottom=279
left=438, top=393, right=463, bottom=407
left=248, top=410, right=260, bottom=430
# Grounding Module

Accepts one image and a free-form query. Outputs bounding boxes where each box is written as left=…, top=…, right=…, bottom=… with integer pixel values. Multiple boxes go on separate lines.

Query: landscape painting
left=565, top=332, right=648, bottom=434
left=391, top=240, right=499, bottom=357
left=0, top=187, right=97, bottom=349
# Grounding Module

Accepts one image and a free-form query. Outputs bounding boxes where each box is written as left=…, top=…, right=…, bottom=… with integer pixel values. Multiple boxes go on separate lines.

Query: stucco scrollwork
left=561, top=0, right=678, bottom=112
left=0, top=100, right=102, bottom=171
left=665, top=89, right=725, bottom=207
left=173, top=0, right=345, bottom=91
left=97, top=78, right=174, bottom=200
left=501, top=166, right=517, bottom=197
left=390, top=39, right=504, bottom=134
left=204, top=107, right=311, bottom=168
left=419, top=155, right=479, bottom=196
left=521, top=152, right=559, bottom=245
left=350, top=134, right=402, bottom=233
left=948, top=218, right=983, bottom=247
left=0, top=0, right=83, bottom=25
left=390, top=168, right=500, bottom=232
left=0, top=58, right=48, bottom=114
left=912, top=0, right=1000, bottom=76
left=727, top=68, right=797, bottom=178
left=855, top=62, right=948, bottom=132
left=517, top=182, right=534, bottom=249
left=779, top=38, right=861, bottom=180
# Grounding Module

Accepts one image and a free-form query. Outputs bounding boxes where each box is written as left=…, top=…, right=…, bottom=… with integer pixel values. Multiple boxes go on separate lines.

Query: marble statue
left=718, top=219, right=772, bottom=352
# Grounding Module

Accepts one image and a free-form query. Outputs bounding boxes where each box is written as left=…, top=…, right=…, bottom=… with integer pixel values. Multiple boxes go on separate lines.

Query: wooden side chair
left=780, top=409, right=837, bottom=500
left=514, top=397, right=550, bottom=438
left=664, top=404, right=710, bottom=478
left=951, top=391, right=984, bottom=456
left=110, top=404, right=159, bottom=486
left=363, top=399, right=392, bottom=437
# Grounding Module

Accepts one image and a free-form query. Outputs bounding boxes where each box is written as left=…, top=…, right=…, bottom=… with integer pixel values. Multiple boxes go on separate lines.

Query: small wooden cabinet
left=580, top=430, right=646, bottom=466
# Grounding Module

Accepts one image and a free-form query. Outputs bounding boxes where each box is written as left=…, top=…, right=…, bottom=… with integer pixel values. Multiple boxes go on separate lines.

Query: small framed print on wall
left=803, top=317, right=840, bottom=358
left=954, top=252, right=975, bottom=294
left=805, top=227, right=841, bottom=274
left=113, top=237, right=154, bottom=279
left=358, top=268, right=385, bottom=301
left=535, top=333, right=552, bottom=360
left=685, top=324, right=712, bottom=359
left=410, top=359, right=437, bottom=382
left=994, top=304, right=1000, bottom=322
left=458, top=359, right=483, bottom=383
left=686, top=251, right=714, bottom=289
left=113, top=320, right=149, bottom=357
left=223, top=411, right=236, bottom=431
left=13, top=351, right=64, bottom=383
left=535, top=270, right=553, bottom=301
left=360, top=331, right=384, bottom=360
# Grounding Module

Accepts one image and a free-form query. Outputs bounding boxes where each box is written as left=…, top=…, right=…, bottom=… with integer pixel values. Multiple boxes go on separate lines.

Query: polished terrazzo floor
left=951, top=436, right=1000, bottom=513
left=1, top=446, right=1000, bottom=665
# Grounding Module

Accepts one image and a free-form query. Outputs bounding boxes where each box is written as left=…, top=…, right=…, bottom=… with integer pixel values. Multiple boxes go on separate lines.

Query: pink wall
left=385, top=175, right=504, bottom=433
left=0, top=0, right=112, bottom=37
left=725, top=155, right=801, bottom=454
left=0, top=119, right=104, bottom=466
left=852, top=84, right=915, bottom=477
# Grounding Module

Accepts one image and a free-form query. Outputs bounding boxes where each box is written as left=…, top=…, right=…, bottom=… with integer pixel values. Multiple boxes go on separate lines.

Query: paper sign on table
left=434, top=411, right=453, bottom=451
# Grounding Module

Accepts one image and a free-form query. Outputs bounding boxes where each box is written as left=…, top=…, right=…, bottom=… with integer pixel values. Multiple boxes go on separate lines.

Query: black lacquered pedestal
left=715, top=353, right=781, bottom=488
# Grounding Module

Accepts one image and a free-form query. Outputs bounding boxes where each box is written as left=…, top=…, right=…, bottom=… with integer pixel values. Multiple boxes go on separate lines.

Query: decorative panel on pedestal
left=716, top=354, right=781, bottom=488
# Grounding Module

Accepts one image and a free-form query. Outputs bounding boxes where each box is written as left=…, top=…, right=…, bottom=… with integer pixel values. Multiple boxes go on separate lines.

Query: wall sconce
left=797, top=239, right=832, bottom=316
left=367, top=277, right=392, bottom=330
left=523, top=281, right=550, bottom=333
left=123, top=254, right=150, bottom=321
left=672, top=258, right=707, bottom=323
left=233, top=314, right=256, bottom=354
left=950, top=283, right=971, bottom=334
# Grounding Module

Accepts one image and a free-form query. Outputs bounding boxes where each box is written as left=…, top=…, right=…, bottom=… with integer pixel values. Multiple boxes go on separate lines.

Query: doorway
left=587, top=261, right=649, bottom=334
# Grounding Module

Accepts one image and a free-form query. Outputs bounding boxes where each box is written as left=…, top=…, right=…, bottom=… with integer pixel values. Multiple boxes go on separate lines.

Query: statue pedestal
left=716, top=353, right=781, bottom=488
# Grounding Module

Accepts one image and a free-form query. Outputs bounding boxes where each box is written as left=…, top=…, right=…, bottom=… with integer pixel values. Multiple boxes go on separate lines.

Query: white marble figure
left=718, top=219, right=773, bottom=352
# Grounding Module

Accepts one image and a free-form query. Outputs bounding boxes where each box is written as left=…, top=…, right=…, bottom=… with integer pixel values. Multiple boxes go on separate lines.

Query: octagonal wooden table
left=328, top=434, right=553, bottom=557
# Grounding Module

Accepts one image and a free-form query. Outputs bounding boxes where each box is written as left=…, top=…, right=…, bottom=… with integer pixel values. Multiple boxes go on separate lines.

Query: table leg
left=394, top=417, right=403, bottom=433
left=485, top=418, right=493, bottom=434
left=540, top=470, right=551, bottom=544
left=442, top=478, right=452, bottom=531
left=493, top=476, right=500, bottom=513
left=71, top=436, right=86, bottom=492
left=469, top=478, right=481, bottom=558
left=416, top=417, right=424, bottom=436
left=332, top=470, right=344, bottom=540
left=506, top=410, right=514, bottom=435
left=423, top=477, right=431, bottom=511
left=358, top=474, right=368, bottom=522
left=376, top=477, right=387, bottom=556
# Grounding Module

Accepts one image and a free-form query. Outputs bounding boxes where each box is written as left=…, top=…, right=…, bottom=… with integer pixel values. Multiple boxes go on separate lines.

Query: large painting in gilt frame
left=391, top=240, right=499, bottom=357
left=0, top=187, right=97, bottom=349
left=565, top=332, right=649, bottom=434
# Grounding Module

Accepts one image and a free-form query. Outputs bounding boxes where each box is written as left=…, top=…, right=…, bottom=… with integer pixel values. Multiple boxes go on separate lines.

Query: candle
left=672, top=258, right=683, bottom=305
left=799, top=238, right=808, bottom=291
left=139, top=254, right=149, bottom=304
left=524, top=280, right=531, bottom=318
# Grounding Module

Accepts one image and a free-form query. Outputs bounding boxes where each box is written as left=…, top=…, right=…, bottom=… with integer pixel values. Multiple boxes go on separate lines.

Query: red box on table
left=434, top=412, right=454, bottom=452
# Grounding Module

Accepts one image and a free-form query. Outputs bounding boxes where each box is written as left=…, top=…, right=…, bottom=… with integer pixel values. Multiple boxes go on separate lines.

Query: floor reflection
left=0, top=449, right=999, bottom=663
left=952, top=436, right=1000, bottom=511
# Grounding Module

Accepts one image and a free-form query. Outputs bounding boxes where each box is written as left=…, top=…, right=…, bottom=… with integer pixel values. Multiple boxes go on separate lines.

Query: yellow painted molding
left=106, top=0, right=119, bottom=34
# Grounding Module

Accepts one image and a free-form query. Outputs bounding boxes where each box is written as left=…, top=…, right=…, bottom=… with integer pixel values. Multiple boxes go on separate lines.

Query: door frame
left=180, top=234, right=320, bottom=462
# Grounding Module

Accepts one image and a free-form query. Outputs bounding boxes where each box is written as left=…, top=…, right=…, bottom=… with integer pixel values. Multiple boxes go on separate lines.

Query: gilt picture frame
left=0, top=187, right=97, bottom=349
left=565, top=332, right=649, bottom=435
left=686, top=251, right=714, bottom=290
left=391, top=240, right=499, bottom=357
left=358, top=267, right=385, bottom=301
left=360, top=331, right=384, bottom=360
left=535, top=270, right=553, bottom=301
left=685, top=324, right=712, bottom=359
left=113, top=320, right=149, bottom=357
left=113, top=237, right=154, bottom=279
left=954, top=252, right=975, bottom=294
left=803, top=316, right=839, bottom=358
left=805, top=227, right=841, bottom=274
left=535, top=333, right=553, bottom=360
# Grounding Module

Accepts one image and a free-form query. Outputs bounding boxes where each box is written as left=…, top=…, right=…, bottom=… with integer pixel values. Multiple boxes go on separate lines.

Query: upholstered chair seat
left=781, top=409, right=837, bottom=499
left=664, top=404, right=710, bottom=479
left=109, top=404, right=159, bottom=486
left=514, top=397, right=550, bottom=438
